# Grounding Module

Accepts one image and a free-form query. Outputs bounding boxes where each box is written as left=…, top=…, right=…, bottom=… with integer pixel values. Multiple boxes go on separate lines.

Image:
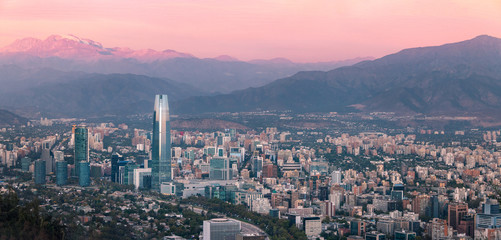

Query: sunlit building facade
left=151, top=94, right=171, bottom=191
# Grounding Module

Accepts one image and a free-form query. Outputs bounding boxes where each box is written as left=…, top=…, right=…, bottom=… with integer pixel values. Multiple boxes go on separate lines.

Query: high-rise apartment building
left=412, top=194, right=430, bottom=216
left=151, top=94, right=171, bottom=191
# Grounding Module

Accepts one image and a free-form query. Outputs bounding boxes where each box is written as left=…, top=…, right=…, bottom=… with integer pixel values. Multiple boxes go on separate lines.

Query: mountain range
left=0, top=35, right=369, bottom=93
left=2, top=34, right=501, bottom=121
left=0, top=71, right=203, bottom=117
left=174, top=35, right=501, bottom=120
left=0, top=109, right=28, bottom=127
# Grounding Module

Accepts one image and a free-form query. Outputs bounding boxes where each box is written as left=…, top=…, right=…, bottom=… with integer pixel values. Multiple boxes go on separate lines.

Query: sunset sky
left=1, top=0, right=501, bottom=62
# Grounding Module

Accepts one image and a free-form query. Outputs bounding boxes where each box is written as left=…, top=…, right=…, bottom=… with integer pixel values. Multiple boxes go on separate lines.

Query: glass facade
left=79, top=161, right=90, bottom=187
left=151, top=94, right=171, bottom=191
left=34, top=160, right=46, bottom=184
left=21, top=157, right=31, bottom=172
left=395, top=231, right=416, bottom=240
left=124, top=163, right=139, bottom=185
left=210, top=157, right=230, bottom=180
left=111, top=153, right=122, bottom=182
left=56, top=161, right=68, bottom=186
left=74, top=126, right=88, bottom=177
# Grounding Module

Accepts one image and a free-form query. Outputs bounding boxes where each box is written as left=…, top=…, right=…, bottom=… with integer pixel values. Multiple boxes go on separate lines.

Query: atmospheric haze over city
left=1, top=1, right=501, bottom=240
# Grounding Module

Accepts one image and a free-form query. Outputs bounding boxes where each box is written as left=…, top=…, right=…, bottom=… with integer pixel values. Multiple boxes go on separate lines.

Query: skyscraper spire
left=151, top=94, right=172, bottom=191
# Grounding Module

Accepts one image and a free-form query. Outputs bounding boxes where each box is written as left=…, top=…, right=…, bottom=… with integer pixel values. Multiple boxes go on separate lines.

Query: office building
left=111, top=153, right=123, bottom=182
left=53, top=151, right=64, bottom=162
left=124, top=163, right=139, bottom=185
left=391, top=190, right=404, bottom=201
left=303, top=216, right=322, bottom=237
left=161, top=182, right=177, bottom=195
left=251, top=156, right=263, bottom=177
left=393, top=184, right=405, bottom=191
left=41, top=148, right=53, bottom=174
left=331, top=170, right=342, bottom=184
left=203, top=218, right=241, bottom=240
left=269, top=209, right=280, bottom=218
left=365, top=232, right=385, bottom=240
left=151, top=94, right=171, bottom=191
left=34, top=159, right=46, bottom=184
left=377, top=220, right=394, bottom=235
left=262, top=164, right=278, bottom=178
left=476, top=199, right=501, bottom=229
left=74, top=126, right=89, bottom=177
left=394, top=231, right=416, bottom=240
left=210, top=157, right=231, bottom=180
left=457, top=215, right=475, bottom=238
left=448, top=202, right=468, bottom=230
left=56, top=161, right=68, bottom=186
left=351, top=220, right=366, bottom=236
left=430, top=195, right=440, bottom=219
left=21, top=157, right=31, bottom=172
left=90, top=165, right=102, bottom=178
left=79, top=161, right=90, bottom=187
left=133, top=168, right=152, bottom=189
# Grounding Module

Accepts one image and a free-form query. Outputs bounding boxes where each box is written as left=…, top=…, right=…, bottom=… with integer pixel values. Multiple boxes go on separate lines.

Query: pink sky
left=1, top=0, right=501, bottom=62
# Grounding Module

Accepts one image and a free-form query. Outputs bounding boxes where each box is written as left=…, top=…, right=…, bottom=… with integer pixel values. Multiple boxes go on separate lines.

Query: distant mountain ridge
left=0, top=34, right=194, bottom=62
left=0, top=35, right=371, bottom=93
left=0, top=71, right=205, bottom=117
left=0, top=109, right=28, bottom=127
left=174, top=35, right=501, bottom=119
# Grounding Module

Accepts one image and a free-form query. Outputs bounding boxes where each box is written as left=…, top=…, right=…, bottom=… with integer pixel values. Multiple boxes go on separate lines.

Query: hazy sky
left=1, top=0, right=500, bottom=62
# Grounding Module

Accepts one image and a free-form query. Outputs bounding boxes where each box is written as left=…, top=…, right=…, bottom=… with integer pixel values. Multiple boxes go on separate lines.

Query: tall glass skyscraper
left=79, top=161, right=90, bottom=187
left=111, top=153, right=123, bottom=182
left=56, top=161, right=68, bottom=186
left=151, top=94, right=171, bottom=191
left=34, top=159, right=46, bottom=185
left=74, top=126, right=89, bottom=177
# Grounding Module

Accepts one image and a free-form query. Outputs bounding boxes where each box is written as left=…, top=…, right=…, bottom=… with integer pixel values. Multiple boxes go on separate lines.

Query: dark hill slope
left=174, top=35, right=501, bottom=116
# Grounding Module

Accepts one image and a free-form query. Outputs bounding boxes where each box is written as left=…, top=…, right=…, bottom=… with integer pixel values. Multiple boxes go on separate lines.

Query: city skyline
left=1, top=1, right=501, bottom=61
left=2, top=110, right=501, bottom=239
left=1, top=1, right=501, bottom=239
